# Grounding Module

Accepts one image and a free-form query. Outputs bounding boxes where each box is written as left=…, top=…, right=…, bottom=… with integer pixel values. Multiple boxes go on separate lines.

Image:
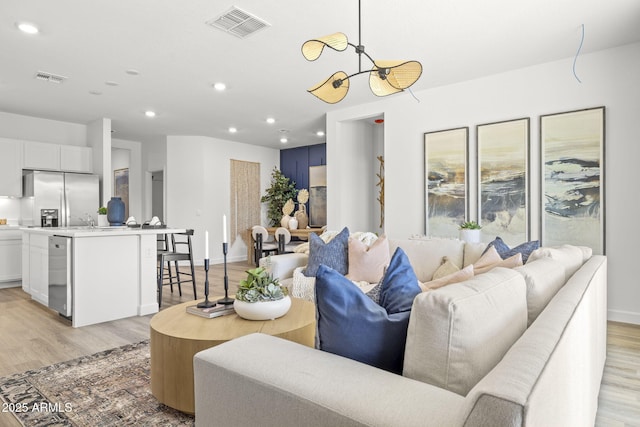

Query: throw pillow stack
left=315, top=247, right=421, bottom=374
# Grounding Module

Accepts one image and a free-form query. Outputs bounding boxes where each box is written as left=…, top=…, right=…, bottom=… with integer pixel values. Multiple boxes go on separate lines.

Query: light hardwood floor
left=0, top=262, right=639, bottom=426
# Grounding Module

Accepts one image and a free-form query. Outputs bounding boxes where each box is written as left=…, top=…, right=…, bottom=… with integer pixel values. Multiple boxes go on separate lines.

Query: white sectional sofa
left=193, top=238, right=607, bottom=427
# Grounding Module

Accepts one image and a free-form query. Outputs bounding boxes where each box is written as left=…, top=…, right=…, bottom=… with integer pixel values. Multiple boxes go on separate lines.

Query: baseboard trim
left=608, top=309, right=640, bottom=325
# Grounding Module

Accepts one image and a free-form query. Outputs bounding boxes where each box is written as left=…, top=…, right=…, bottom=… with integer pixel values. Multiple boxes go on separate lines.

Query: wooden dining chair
left=252, top=225, right=278, bottom=266
left=274, top=227, right=304, bottom=254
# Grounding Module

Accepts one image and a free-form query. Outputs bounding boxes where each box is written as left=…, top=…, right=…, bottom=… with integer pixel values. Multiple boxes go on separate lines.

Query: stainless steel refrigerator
left=22, top=170, right=100, bottom=227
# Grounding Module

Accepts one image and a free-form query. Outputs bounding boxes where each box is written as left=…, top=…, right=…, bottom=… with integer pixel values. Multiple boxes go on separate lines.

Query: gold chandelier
left=301, top=0, right=422, bottom=104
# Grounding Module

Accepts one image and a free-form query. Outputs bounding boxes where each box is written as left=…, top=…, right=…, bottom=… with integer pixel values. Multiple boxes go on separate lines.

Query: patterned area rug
left=0, top=341, right=194, bottom=426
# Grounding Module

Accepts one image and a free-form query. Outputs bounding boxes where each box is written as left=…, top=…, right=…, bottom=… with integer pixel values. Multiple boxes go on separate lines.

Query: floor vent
left=206, top=6, right=270, bottom=38
left=35, top=71, right=67, bottom=84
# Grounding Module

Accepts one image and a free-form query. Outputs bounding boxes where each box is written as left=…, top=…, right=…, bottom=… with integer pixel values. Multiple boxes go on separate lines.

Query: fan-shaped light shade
left=369, top=60, right=422, bottom=96
left=308, top=71, right=350, bottom=104
left=301, top=32, right=348, bottom=61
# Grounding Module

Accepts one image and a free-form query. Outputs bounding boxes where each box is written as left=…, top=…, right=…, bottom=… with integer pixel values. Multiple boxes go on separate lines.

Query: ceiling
left=1, top=1, right=639, bottom=149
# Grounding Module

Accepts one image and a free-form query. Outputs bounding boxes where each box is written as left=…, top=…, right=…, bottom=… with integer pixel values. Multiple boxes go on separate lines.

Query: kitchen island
left=22, top=226, right=186, bottom=327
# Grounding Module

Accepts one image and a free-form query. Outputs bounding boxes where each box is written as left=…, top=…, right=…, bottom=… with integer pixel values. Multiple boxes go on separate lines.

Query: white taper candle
left=205, top=230, right=209, bottom=259
left=223, top=215, right=227, bottom=243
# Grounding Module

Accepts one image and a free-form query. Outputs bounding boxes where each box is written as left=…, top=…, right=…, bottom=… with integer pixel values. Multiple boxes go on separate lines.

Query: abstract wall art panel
left=424, top=127, right=468, bottom=237
left=540, top=107, right=605, bottom=254
left=477, top=118, right=530, bottom=246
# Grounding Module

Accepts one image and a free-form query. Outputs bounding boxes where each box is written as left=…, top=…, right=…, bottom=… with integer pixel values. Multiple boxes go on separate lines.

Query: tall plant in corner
left=261, top=167, right=298, bottom=226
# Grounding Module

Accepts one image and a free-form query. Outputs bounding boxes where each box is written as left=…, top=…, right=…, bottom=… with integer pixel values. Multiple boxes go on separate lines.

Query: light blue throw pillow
left=304, top=226, right=349, bottom=277
left=315, top=248, right=420, bottom=374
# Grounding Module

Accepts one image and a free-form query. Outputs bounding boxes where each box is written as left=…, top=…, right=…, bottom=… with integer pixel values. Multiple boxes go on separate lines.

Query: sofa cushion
left=315, top=248, right=421, bottom=374
left=514, top=257, right=567, bottom=326
left=403, top=268, right=527, bottom=396
left=346, top=235, right=390, bottom=283
left=463, top=242, right=487, bottom=267
left=389, top=238, right=465, bottom=282
left=304, top=226, right=349, bottom=277
left=486, top=236, right=540, bottom=263
left=473, top=246, right=523, bottom=274
left=527, top=244, right=585, bottom=280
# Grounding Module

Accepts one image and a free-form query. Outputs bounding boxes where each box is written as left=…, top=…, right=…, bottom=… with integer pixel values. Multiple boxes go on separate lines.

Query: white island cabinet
left=21, top=226, right=186, bottom=327
left=0, top=227, right=22, bottom=284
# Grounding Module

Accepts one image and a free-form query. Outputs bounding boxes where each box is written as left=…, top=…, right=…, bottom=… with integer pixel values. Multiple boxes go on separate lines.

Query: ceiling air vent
left=35, top=71, right=67, bottom=84
left=206, top=6, right=270, bottom=38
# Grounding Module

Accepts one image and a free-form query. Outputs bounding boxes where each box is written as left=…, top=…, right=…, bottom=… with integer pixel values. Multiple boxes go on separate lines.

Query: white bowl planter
left=459, top=229, right=481, bottom=243
left=234, top=296, right=292, bottom=321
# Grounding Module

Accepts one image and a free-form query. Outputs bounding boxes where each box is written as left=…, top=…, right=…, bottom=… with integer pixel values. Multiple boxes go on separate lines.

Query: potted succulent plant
left=97, top=207, right=108, bottom=227
left=459, top=221, right=482, bottom=243
left=234, top=267, right=291, bottom=320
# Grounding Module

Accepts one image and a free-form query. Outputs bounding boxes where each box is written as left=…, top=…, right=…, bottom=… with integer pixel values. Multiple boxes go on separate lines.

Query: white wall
left=112, top=139, right=142, bottom=222
left=141, top=136, right=167, bottom=222
left=326, top=42, right=640, bottom=324
left=166, top=135, right=280, bottom=264
left=0, top=111, right=86, bottom=146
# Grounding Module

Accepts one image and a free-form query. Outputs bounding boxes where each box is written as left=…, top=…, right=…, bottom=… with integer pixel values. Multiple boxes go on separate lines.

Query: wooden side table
left=149, top=297, right=316, bottom=414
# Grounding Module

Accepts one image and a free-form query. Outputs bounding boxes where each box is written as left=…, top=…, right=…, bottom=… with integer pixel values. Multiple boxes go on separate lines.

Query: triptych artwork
left=424, top=106, right=605, bottom=254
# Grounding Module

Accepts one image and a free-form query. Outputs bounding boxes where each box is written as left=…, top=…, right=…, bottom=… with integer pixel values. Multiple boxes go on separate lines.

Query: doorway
left=151, top=170, right=164, bottom=223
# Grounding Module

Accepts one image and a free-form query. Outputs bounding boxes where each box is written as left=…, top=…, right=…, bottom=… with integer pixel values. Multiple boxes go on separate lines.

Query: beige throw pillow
left=420, top=264, right=474, bottom=291
left=474, top=246, right=523, bottom=274
left=432, top=257, right=460, bottom=279
left=346, top=235, right=390, bottom=283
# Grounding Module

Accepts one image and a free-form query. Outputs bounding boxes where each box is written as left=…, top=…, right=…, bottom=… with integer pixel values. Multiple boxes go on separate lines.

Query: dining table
left=247, top=226, right=325, bottom=264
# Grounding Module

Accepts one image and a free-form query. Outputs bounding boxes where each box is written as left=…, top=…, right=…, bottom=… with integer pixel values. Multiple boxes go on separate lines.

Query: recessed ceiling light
left=105, top=81, right=119, bottom=86
left=229, top=127, right=237, bottom=133
left=16, top=22, right=39, bottom=34
left=266, top=117, right=275, bottom=124
left=316, top=131, right=325, bottom=137
left=89, top=90, right=102, bottom=96
left=125, top=69, right=140, bottom=76
left=145, top=110, right=156, bottom=118
left=280, top=137, right=288, bottom=143
left=213, top=82, right=226, bottom=91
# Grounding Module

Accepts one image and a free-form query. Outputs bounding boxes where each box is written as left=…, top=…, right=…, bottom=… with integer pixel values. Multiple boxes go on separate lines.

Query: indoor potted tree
left=459, top=220, right=482, bottom=243
left=261, top=167, right=298, bottom=227
left=234, top=267, right=291, bottom=320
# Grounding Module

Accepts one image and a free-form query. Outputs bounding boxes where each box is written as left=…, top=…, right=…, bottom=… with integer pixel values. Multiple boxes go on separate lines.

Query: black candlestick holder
left=197, top=258, right=216, bottom=308
left=218, top=242, right=234, bottom=305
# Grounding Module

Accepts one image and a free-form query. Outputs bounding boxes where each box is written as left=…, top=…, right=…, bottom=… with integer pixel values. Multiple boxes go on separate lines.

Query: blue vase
left=107, top=197, right=125, bottom=226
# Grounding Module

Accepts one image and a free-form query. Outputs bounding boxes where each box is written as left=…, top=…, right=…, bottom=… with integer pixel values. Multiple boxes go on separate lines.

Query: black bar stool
left=157, top=229, right=197, bottom=307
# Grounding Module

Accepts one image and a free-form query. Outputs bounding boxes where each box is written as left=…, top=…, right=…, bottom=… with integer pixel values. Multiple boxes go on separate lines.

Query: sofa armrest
left=194, top=333, right=467, bottom=427
left=260, top=253, right=308, bottom=281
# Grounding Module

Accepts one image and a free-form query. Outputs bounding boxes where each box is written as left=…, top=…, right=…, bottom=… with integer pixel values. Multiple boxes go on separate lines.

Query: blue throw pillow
left=315, top=248, right=421, bottom=374
left=486, top=236, right=540, bottom=264
left=304, top=227, right=349, bottom=277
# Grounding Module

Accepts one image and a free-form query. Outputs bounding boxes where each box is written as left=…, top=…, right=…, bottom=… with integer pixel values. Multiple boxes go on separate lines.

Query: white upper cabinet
left=23, top=141, right=93, bottom=173
left=23, top=140, right=61, bottom=170
left=60, top=145, right=93, bottom=173
left=0, top=138, right=23, bottom=196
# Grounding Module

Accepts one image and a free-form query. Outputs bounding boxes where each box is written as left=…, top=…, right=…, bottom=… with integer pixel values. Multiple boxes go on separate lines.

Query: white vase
left=233, top=296, right=292, bottom=321
left=459, top=229, right=481, bottom=243
left=97, top=215, right=108, bottom=227
left=280, top=215, right=292, bottom=228
left=288, top=217, right=298, bottom=230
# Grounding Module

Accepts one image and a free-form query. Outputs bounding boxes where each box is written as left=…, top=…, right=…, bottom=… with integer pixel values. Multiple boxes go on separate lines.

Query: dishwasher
left=49, top=235, right=72, bottom=318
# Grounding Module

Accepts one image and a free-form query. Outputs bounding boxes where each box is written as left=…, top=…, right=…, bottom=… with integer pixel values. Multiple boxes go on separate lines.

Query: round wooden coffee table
left=149, top=297, right=315, bottom=414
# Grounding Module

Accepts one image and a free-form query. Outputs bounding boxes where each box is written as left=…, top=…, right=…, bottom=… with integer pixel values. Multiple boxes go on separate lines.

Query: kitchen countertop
left=21, top=226, right=186, bottom=237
